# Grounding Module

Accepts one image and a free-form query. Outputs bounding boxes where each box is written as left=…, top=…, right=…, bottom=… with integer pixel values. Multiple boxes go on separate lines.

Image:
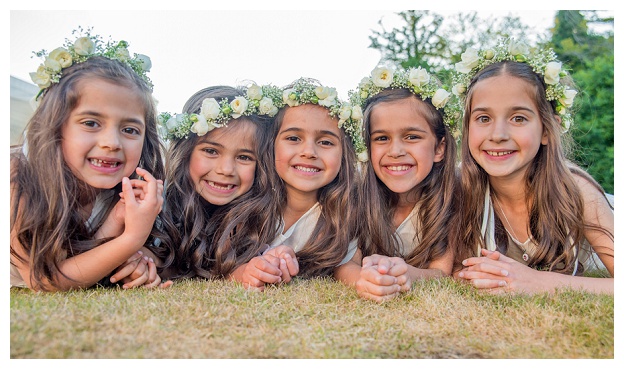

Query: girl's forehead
left=281, top=105, right=340, bottom=132
left=198, top=119, right=257, bottom=143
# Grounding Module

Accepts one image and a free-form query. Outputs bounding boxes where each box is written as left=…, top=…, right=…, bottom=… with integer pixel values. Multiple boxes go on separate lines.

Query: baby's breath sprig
left=30, top=26, right=153, bottom=100
left=451, top=37, right=577, bottom=132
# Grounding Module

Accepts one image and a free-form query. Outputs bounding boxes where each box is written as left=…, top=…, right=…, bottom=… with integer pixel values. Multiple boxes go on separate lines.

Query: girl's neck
left=394, top=189, right=420, bottom=229
left=489, top=176, right=526, bottom=205
left=283, top=188, right=318, bottom=232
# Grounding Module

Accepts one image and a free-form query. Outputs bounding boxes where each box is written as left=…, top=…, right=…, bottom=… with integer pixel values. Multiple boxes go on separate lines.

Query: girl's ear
left=433, top=137, right=446, bottom=163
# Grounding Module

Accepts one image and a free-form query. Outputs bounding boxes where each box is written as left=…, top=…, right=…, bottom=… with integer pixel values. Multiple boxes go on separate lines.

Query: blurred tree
left=550, top=10, right=614, bottom=193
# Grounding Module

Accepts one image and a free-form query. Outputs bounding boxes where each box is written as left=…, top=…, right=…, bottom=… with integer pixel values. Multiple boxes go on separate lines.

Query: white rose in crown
left=508, top=40, right=529, bottom=56
left=135, top=54, right=152, bottom=72
left=44, top=57, right=62, bottom=73
left=191, top=114, right=210, bottom=136
left=409, top=67, right=430, bottom=87
left=283, top=88, right=298, bottom=107
left=115, top=47, right=130, bottom=61
left=165, top=114, right=184, bottom=132
left=358, top=151, right=369, bottom=162
left=259, top=96, right=278, bottom=116
left=431, top=88, right=451, bottom=108
left=73, top=36, right=96, bottom=56
left=48, top=48, right=72, bottom=68
left=544, top=61, right=562, bottom=85
left=371, top=66, right=394, bottom=88
left=247, top=84, right=263, bottom=101
left=559, top=88, right=577, bottom=107
left=30, top=65, right=51, bottom=88
left=230, top=96, right=249, bottom=118
left=338, top=104, right=353, bottom=125
left=315, top=86, right=338, bottom=107
left=201, top=98, right=221, bottom=120
left=351, top=105, right=363, bottom=122
left=455, top=47, right=479, bottom=74
left=452, top=83, right=466, bottom=96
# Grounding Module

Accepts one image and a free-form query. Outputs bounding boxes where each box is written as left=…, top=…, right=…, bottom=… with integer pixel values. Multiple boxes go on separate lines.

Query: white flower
left=460, top=47, right=480, bottom=69
left=351, top=105, right=363, bottom=122
left=259, top=96, right=278, bottom=116
left=358, top=77, right=371, bottom=90
left=48, top=47, right=72, bottom=68
left=73, top=36, right=95, bottom=56
left=115, top=47, right=130, bottom=61
left=452, top=83, right=466, bottom=96
left=431, top=88, right=451, bottom=108
left=165, top=114, right=183, bottom=132
left=559, top=88, right=577, bottom=107
left=508, top=39, right=529, bottom=56
left=315, top=86, right=337, bottom=107
left=338, top=104, right=353, bottom=125
left=230, top=96, right=249, bottom=118
left=190, top=114, right=210, bottom=136
left=371, top=66, right=394, bottom=88
left=247, top=84, right=263, bottom=100
left=44, top=57, right=62, bottom=73
left=562, top=118, right=571, bottom=133
left=30, top=65, right=51, bottom=88
left=357, top=151, right=369, bottom=162
left=408, top=67, right=430, bottom=87
left=544, top=61, right=562, bottom=85
left=135, top=54, right=152, bottom=72
left=283, top=88, right=299, bottom=107
left=200, top=98, right=221, bottom=120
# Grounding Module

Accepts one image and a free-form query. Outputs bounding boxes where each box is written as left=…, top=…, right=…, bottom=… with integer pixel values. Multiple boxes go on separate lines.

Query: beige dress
left=267, top=202, right=357, bottom=266
left=479, top=185, right=610, bottom=276
left=394, top=204, right=420, bottom=256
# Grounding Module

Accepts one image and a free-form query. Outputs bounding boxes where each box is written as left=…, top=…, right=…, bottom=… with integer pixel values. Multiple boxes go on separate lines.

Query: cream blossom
left=351, top=105, right=363, bottom=122
left=30, top=65, right=51, bottom=88
left=44, top=57, right=62, bottom=73
left=165, top=114, right=185, bottom=132
left=431, top=88, right=451, bottom=108
left=73, top=36, right=96, bottom=56
left=230, top=96, right=249, bottom=118
left=357, top=151, right=369, bottom=162
left=544, top=61, right=562, bottom=85
left=283, top=88, right=299, bottom=107
left=201, top=98, right=222, bottom=120
left=135, top=54, right=152, bottom=72
left=508, top=39, right=529, bottom=56
left=338, top=104, right=353, bottom=125
left=259, top=96, right=278, bottom=116
left=452, top=83, right=466, bottom=96
left=409, top=67, right=430, bottom=87
left=48, top=47, right=72, bottom=68
left=371, top=66, right=394, bottom=88
left=190, top=114, right=211, bottom=136
left=457, top=47, right=480, bottom=73
left=559, top=88, right=577, bottom=107
left=115, top=47, right=130, bottom=61
left=247, top=84, right=263, bottom=100
left=315, top=86, right=338, bottom=107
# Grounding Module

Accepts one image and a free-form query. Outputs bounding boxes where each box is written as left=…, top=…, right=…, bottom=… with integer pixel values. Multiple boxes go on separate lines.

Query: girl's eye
left=372, top=135, right=388, bottom=142
left=82, top=120, right=99, bottom=128
left=318, top=140, right=334, bottom=146
left=122, top=127, right=141, bottom=135
left=237, top=155, right=255, bottom=162
left=512, top=116, right=527, bottom=123
left=202, top=148, right=218, bottom=155
left=285, top=136, right=300, bottom=142
left=405, top=134, right=421, bottom=140
left=476, top=116, right=490, bottom=123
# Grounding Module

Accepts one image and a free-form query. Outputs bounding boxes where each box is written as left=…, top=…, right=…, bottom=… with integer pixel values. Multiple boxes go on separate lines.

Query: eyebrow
left=76, top=110, right=145, bottom=126
left=200, top=140, right=256, bottom=154
left=471, top=106, right=536, bottom=115
left=370, top=126, right=428, bottom=135
left=279, top=126, right=341, bottom=139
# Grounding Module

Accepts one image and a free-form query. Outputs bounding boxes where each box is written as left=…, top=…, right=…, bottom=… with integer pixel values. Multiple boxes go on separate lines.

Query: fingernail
left=149, top=258, right=154, bottom=262
left=499, top=281, right=507, bottom=287
left=144, top=256, right=149, bottom=261
left=458, top=272, right=464, bottom=278
left=501, top=269, right=509, bottom=276
left=123, top=177, right=129, bottom=184
left=137, top=250, right=143, bottom=255
left=110, top=277, right=116, bottom=283
left=462, top=260, right=468, bottom=265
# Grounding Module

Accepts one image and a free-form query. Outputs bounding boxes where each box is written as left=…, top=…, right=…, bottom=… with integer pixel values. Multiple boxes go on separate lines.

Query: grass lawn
left=10, top=276, right=614, bottom=359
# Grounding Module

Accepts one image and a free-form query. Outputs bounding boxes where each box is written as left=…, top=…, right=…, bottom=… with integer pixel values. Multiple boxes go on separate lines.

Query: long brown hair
left=359, top=88, right=458, bottom=268
left=160, top=86, right=272, bottom=279
left=10, top=57, right=167, bottom=290
left=456, top=61, right=613, bottom=273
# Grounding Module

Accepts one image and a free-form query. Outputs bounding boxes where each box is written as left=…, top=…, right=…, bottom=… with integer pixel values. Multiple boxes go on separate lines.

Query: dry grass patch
left=10, top=277, right=613, bottom=359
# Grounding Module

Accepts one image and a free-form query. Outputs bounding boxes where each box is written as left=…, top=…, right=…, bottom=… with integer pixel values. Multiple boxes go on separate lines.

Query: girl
left=10, top=30, right=170, bottom=291
left=158, top=83, right=282, bottom=280
left=335, top=66, right=460, bottom=302
left=223, top=78, right=364, bottom=290
left=453, top=39, right=614, bottom=294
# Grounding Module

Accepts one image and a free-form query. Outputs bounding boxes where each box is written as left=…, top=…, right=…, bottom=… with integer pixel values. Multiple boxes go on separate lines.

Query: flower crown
left=451, top=37, right=577, bottom=132
left=159, top=83, right=284, bottom=140
left=30, top=27, right=153, bottom=100
left=283, top=78, right=367, bottom=160
left=349, top=66, right=462, bottom=137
